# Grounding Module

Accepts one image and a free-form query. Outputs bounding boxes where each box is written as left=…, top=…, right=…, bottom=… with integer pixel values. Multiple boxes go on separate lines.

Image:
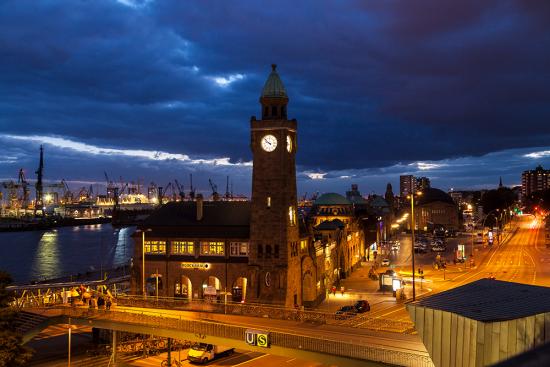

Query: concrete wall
left=408, top=305, right=550, bottom=367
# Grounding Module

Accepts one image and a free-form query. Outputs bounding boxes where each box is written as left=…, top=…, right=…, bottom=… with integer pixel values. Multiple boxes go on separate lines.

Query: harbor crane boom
left=209, top=179, right=219, bottom=201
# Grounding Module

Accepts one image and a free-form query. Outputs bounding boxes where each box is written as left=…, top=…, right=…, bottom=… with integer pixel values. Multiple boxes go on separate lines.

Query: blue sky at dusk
left=1, top=0, right=550, bottom=198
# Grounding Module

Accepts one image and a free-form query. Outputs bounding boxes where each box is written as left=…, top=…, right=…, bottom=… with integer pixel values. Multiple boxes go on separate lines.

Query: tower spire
left=260, top=64, right=288, bottom=120
left=499, top=176, right=503, bottom=188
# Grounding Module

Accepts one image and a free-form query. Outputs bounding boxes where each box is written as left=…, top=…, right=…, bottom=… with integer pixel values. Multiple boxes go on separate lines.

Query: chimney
left=196, top=194, right=204, bottom=221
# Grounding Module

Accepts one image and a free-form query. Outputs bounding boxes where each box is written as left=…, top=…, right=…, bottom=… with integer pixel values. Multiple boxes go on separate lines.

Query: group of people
left=83, top=293, right=113, bottom=310
left=67, top=284, right=114, bottom=310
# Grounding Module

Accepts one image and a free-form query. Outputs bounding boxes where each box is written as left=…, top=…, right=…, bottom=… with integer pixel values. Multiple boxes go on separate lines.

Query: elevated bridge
left=11, top=281, right=432, bottom=366
left=18, top=305, right=432, bottom=367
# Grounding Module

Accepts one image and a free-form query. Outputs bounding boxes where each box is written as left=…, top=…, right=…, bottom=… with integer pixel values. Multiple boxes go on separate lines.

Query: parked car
left=354, top=300, right=371, bottom=313
left=335, top=305, right=357, bottom=320
left=381, top=258, right=390, bottom=266
left=431, top=245, right=446, bottom=252
left=453, top=257, right=466, bottom=264
left=391, top=243, right=400, bottom=251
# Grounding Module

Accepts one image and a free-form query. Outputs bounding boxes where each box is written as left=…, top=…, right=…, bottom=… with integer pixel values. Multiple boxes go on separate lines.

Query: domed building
left=415, top=188, right=459, bottom=231
left=311, top=193, right=353, bottom=225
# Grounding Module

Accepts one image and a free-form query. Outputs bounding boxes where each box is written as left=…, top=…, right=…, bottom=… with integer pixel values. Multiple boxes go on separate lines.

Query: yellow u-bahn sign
left=245, top=329, right=270, bottom=348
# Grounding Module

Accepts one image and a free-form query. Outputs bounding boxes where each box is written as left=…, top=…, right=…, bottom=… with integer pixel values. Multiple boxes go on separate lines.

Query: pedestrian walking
left=97, top=295, right=105, bottom=309
left=89, top=295, right=97, bottom=309
left=331, top=286, right=336, bottom=296
left=340, top=286, right=345, bottom=296
left=106, top=298, right=112, bottom=310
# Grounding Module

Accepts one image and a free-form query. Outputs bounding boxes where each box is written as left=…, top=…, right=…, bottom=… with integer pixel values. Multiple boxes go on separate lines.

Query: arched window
left=274, top=245, right=279, bottom=258
left=258, top=243, right=263, bottom=258
left=272, top=106, right=278, bottom=117
left=266, top=244, right=272, bottom=258
left=281, top=105, right=287, bottom=118
left=264, top=106, right=269, bottom=118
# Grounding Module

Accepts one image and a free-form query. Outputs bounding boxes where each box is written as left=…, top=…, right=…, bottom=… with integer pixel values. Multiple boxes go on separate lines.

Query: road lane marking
left=232, top=354, right=269, bottom=366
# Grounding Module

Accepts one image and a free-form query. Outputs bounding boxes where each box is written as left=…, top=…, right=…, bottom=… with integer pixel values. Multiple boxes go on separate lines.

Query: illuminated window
left=289, top=206, right=296, bottom=226
left=172, top=241, right=194, bottom=255
left=230, top=242, right=249, bottom=256
left=300, top=239, right=308, bottom=252
left=267, top=196, right=271, bottom=208
left=144, top=240, right=166, bottom=254
left=200, top=241, right=225, bottom=256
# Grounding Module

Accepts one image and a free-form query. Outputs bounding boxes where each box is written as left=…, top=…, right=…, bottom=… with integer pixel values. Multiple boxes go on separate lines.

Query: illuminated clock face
left=286, top=135, right=292, bottom=153
left=261, top=134, right=277, bottom=152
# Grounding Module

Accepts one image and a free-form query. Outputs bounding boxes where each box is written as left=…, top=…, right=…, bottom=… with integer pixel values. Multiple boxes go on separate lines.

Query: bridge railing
left=43, top=306, right=432, bottom=367
left=12, top=291, right=415, bottom=334
left=114, top=295, right=416, bottom=334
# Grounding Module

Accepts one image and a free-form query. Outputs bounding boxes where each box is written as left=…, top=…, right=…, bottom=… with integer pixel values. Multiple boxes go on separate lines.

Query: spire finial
left=271, top=64, right=277, bottom=71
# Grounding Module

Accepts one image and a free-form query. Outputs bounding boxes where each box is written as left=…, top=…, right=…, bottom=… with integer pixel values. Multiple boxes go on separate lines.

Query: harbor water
left=0, top=224, right=135, bottom=284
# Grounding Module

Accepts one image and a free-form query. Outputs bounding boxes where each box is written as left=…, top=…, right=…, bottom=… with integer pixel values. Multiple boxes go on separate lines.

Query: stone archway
left=202, top=276, right=221, bottom=300
left=232, top=277, right=247, bottom=302
left=302, top=271, right=315, bottom=303
left=175, top=275, right=192, bottom=300
left=301, top=256, right=317, bottom=305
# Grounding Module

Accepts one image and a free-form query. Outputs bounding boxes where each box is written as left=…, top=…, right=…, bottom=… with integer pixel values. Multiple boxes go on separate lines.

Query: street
left=27, top=215, right=546, bottom=366
left=333, top=215, right=547, bottom=321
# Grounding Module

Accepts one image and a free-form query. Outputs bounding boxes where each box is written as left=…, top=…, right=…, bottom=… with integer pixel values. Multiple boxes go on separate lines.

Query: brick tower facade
left=248, top=65, right=301, bottom=307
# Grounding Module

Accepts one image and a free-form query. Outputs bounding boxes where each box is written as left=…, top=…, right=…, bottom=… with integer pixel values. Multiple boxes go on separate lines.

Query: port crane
left=209, top=179, right=220, bottom=201
left=224, top=176, right=232, bottom=200
left=174, top=179, right=185, bottom=201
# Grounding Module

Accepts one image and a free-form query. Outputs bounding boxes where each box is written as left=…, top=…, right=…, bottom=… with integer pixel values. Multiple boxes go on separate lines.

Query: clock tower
left=249, top=64, right=301, bottom=306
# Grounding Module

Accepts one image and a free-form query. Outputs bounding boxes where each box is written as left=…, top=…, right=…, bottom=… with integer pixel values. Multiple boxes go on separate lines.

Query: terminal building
left=408, top=279, right=550, bottom=367
left=131, top=65, right=364, bottom=307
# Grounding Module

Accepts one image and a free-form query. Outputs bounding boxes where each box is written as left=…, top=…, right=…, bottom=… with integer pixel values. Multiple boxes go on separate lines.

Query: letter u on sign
left=245, top=331, right=256, bottom=346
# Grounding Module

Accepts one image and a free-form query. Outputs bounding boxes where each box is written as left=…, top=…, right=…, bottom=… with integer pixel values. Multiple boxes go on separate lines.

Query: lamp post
left=482, top=209, right=502, bottom=244
left=408, top=191, right=422, bottom=301
left=136, top=228, right=152, bottom=298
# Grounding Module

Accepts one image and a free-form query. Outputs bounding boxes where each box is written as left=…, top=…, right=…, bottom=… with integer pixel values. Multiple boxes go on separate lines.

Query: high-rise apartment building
left=416, top=177, right=431, bottom=191
left=400, top=175, right=415, bottom=197
left=400, top=175, right=431, bottom=198
left=522, top=165, right=550, bottom=198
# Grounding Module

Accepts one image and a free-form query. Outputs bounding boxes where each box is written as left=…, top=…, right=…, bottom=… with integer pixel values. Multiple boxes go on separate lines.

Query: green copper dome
left=314, top=193, right=352, bottom=206
left=261, top=64, right=287, bottom=98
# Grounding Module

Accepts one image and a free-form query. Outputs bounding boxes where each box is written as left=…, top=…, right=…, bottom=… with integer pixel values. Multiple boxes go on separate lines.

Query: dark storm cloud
left=0, top=0, right=549, bottom=193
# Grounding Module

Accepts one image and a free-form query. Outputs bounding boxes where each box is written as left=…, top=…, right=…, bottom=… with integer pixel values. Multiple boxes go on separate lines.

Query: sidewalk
left=314, top=262, right=429, bottom=314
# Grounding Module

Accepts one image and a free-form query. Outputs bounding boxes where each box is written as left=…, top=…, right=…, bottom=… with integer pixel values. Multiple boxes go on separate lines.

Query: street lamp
left=407, top=191, right=422, bottom=301
left=135, top=228, right=152, bottom=298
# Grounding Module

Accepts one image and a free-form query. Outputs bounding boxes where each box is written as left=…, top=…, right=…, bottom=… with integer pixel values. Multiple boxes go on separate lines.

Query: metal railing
left=114, top=295, right=416, bottom=334
left=37, top=306, right=432, bottom=367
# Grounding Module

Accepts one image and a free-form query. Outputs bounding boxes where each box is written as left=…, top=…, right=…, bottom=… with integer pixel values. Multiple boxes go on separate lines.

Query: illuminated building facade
left=131, top=65, right=363, bottom=307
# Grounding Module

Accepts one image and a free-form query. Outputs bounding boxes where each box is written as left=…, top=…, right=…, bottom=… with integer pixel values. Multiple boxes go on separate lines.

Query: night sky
left=1, top=0, right=550, bottom=198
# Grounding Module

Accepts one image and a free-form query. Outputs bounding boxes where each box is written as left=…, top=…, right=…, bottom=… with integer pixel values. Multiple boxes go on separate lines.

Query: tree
left=525, top=188, right=550, bottom=212
left=0, top=271, right=33, bottom=367
left=480, top=188, right=516, bottom=215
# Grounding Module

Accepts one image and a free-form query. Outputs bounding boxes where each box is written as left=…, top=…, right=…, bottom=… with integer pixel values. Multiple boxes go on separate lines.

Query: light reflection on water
left=0, top=224, right=135, bottom=284
left=32, top=230, right=61, bottom=281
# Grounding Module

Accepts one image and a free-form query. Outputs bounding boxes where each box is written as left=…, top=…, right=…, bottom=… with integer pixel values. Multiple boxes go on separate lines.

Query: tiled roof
left=417, top=188, right=455, bottom=206
left=140, top=201, right=250, bottom=238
